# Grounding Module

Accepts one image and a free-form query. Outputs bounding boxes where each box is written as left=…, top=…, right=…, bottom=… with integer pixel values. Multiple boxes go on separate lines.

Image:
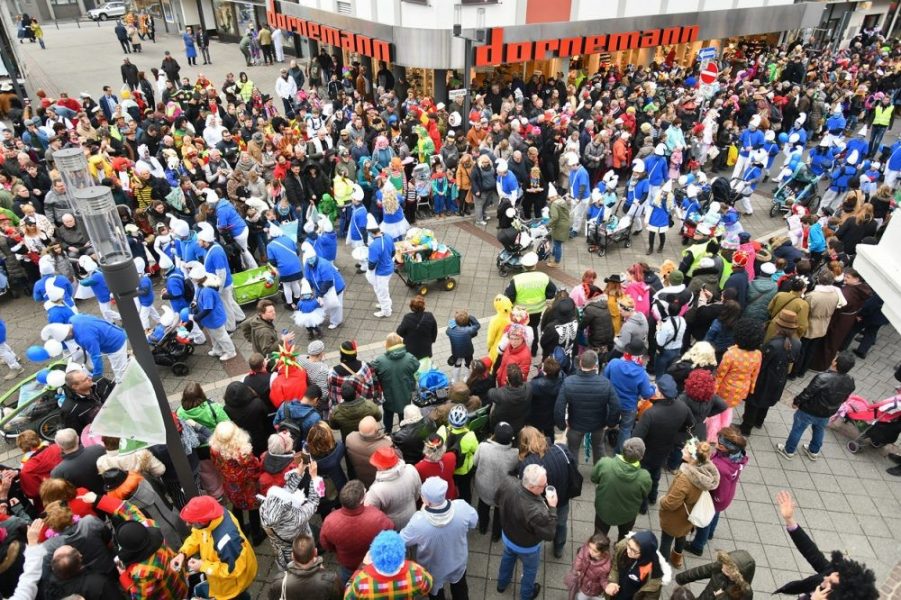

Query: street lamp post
left=453, top=5, right=486, bottom=134
left=54, top=148, right=199, bottom=501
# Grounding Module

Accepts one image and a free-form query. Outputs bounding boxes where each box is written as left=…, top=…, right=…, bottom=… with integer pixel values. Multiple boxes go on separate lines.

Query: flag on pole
left=89, top=358, right=167, bottom=445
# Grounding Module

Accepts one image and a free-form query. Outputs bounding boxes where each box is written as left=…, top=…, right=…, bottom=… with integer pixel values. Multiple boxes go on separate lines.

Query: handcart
left=396, top=246, right=462, bottom=296
left=232, top=265, right=281, bottom=305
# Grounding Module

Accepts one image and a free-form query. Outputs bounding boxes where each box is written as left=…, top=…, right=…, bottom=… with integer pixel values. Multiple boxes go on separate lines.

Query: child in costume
left=486, top=294, right=512, bottom=363
left=293, top=279, right=325, bottom=340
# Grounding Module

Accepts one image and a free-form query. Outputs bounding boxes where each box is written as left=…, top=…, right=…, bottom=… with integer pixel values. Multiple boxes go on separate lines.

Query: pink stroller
left=831, top=392, right=901, bottom=453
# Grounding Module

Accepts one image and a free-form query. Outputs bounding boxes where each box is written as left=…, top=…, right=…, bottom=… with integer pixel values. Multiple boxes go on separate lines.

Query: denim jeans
left=689, top=511, right=721, bottom=551
left=616, top=410, right=637, bottom=453
left=338, top=204, right=353, bottom=237
left=552, top=239, right=563, bottom=262
left=655, top=348, right=680, bottom=379
left=498, top=541, right=541, bottom=599
left=554, top=501, right=570, bottom=554
left=785, top=409, right=829, bottom=454
left=870, top=125, right=888, bottom=156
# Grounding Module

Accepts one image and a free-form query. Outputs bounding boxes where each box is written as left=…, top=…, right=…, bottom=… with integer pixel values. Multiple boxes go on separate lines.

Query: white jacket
left=275, top=75, right=297, bottom=100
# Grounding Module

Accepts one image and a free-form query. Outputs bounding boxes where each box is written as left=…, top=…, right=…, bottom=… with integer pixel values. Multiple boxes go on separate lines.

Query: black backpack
left=182, top=277, right=195, bottom=304
left=445, top=429, right=465, bottom=465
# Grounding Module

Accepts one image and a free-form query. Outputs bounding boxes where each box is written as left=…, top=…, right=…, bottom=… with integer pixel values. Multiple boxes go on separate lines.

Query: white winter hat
left=45, top=279, right=65, bottom=303
left=654, top=143, right=667, bottom=156
left=495, top=158, right=508, bottom=172
left=632, top=159, right=646, bottom=174
left=847, top=150, right=860, bottom=166
left=134, top=257, right=146, bottom=274
left=157, top=253, right=174, bottom=271
left=159, top=305, right=176, bottom=327
left=196, top=228, right=215, bottom=243
left=760, top=262, right=776, bottom=275
left=169, top=217, right=190, bottom=238
left=521, top=252, right=539, bottom=267
left=39, top=255, right=55, bottom=276
left=188, top=263, right=208, bottom=280
left=352, top=183, right=365, bottom=202
left=764, top=130, right=775, bottom=141
left=749, top=115, right=761, bottom=128
left=318, top=216, right=333, bottom=233
left=79, top=255, right=98, bottom=273
left=41, top=323, right=72, bottom=342
left=547, top=183, right=559, bottom=198
left=269, top=224, right=284, bottom=238
left=858, top=125, right=868, bottom=137
left=686, top=184, right=700, bottom=198
left=565, top=152, right=580, bottom=167
left=300, top=279, right=313, bottom=296
left=203, top=189, right=219, bottom=204
left=365, top=214, right=380, bottom=230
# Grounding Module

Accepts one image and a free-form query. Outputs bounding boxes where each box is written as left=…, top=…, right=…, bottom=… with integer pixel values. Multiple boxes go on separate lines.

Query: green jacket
left=549, top=197, right=572, bottom=242
left=675, top=550, right=755, bottom=600
left=590, top=455, right=651, bottom=525
left=177, top=401, right=230, bottom=434
left=437, top=425, right=478, bottom=475
left=370, top=344, right=420, bottom=414
left=328, top=399, right=382, bottom=441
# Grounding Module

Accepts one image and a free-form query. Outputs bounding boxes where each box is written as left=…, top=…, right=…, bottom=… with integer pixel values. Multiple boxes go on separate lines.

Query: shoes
left=685, top=545, right=703, bottom=557
left=328, top=322, right=341, bottom=330
left=801, top=444, right=820, bottom=461
left=3, top=366, right=24, bottom=381
left=646, top=247, right=654, bottom=255
left=638, top=504, right=648, bottom=515
left=219, top=353, right=237, bottom=362
left=496, top=583, right=508, bottom=594
left=775, top=443, right=795, bottom=460
left=476, top=220, right=488, bottom=226
left=887, top=465, right=901, bottom=477
left=670, top=550, right=684, bottom=569
left=852, top=349, right=867, bottom=359
left=373, top=311, right=391, bottom=318
left=553, top=547, right=564, bottom=559
left=530, top=584, right=541, bottom=599
left=546, top=260, right=559, bottom=268
left=207, top=350, right=222, bottom=357
left=888, top=453, right=901, bottom=465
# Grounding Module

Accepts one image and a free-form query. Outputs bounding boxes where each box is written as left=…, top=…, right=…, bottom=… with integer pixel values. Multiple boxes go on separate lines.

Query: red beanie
left=684, top=369, right=716, bottom=402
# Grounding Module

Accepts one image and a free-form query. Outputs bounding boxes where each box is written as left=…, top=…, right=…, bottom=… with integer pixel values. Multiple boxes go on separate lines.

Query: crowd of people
left=0, top=16, right=897, bottom=600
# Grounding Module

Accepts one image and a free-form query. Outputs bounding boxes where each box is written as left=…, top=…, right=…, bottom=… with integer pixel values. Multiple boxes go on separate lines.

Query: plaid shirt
left=120, top=546, right=189, bottom=600
left=344, top=560, right=433, bottom=600
left=327, top=362, right=382, bottom=411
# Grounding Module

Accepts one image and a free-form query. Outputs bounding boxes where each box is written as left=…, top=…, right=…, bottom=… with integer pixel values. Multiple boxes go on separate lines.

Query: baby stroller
left=149, top=322, right=195, bottom=376
left=587, top=213, right=632, bottom=256
left=770, top=164, right=822, bottom=217
left=414, top=369, right=450, bottom=408
left=831, top=393, right=901, bottom=453
left=710, top=176, right=739, bottom=207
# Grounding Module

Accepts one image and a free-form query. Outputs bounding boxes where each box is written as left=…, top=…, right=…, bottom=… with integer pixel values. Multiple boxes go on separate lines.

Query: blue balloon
left=25, top=345, right=50, bottom=362
left=778, top=132, right=789, bottom=144
left=179, top=308, right=191, bottom=323
left=35, top=369, right=49, bottom=384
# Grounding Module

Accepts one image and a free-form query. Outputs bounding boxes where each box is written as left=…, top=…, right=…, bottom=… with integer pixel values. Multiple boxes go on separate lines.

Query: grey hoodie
left=614, top=312, right=649, bottom=353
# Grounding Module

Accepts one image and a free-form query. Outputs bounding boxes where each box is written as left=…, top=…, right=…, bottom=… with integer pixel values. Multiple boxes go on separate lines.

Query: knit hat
left=179, top=495, right=224, bottom=524
left=116, top=521, right=164, bottom=565
left=493, top=421, right=514, bottom=445
left=684, top=369, right=716, bottom=402
left=668, top=270, right=684, bottom=286
left=421, top=476, right=448, bottom=505
left=370, top=446, right=399, bottom=470
left=760, top=262, right=776, bottom=275
left=369, top=530, right=406, bottom=576
left=622, top=438, right=646, bottom=462
left=307, top=340, right=325, bottom=356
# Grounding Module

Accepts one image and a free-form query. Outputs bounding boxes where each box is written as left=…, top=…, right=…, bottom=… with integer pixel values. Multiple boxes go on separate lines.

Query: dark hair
left=506, top=364, right=523, bottom=387
left=181, top=382, right=208, bottom=410
left=409, top=295, right=426, bottom=313
left=339, top=480, right=366, bottom=509
left=835, top=351, right=855, bottom=374
left=304, top=383, right=322, bottom=402
left=340, top=380, right=357, bottom=402
left=543, top=357, right=561, bottom=378
left=795, top=259, right=811, bottom=276
left=830, top=551, right=878, bottom=600
left=248, top=352, right=265, bottom=371
left=843, top=267, right=861, bottom=280
left=588, top=532, right=611, bottom=555
left=257, top=298, right=275, bottom=314
left=789, top=276, right=806, bottom=292
left=719, top=300, right=742, bottom=328
left=733, top=318, right=764, bottom=351
left=292, top=534, right=316, bottom=564
left=466, top=359, right=488, bottom=389
left=670, top=588, right=697, bottom=600
left=50, top=546, right=82, bottom=579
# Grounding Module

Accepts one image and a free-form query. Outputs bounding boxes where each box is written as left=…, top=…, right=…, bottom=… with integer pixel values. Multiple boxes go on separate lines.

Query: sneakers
left=207, top=350, right=222, bottom=357
left=801, top=444, right=820, bottom=461
left=3, top=366, right=24, bottom=381
left=775, top=443, right=795, bottom=460
left=476, top=220, right=488, bottom=226
left=219, top=353, right=237, bottom=362
left=373, top=311, right=391, bottom=318
left=327, top=322, right=341, bottom=330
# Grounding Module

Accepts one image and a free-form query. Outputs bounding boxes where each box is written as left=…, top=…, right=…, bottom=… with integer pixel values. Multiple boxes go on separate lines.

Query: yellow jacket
left=333, top=175, right=354, bottom=207
left=486, top=294, right=512, bottom=362
left=179, top=511, right=257, bottom=600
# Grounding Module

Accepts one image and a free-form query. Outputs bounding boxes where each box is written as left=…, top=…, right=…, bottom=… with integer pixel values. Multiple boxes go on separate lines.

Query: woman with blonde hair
left=517, top=425, right=548, bottom=461
left=210, top=421, right=264, bottom=545
left=604, top=274, right=626, bottom=334
left=658, top=438, right=720, bottom=568
left=836, top=201, right=878, bottom=256
left=378, top=182, right=410, bottom=240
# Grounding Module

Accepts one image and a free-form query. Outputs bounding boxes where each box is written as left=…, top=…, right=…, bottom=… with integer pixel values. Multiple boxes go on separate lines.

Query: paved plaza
left=2, top=23, right=899, bottom=599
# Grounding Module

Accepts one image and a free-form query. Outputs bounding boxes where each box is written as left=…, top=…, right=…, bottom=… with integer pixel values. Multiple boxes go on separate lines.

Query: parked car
left=88, top=1, right=126, bottom=20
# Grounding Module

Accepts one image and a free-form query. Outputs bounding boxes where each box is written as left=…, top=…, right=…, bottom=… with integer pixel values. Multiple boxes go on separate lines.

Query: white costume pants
left=219, top=286, right=246, bottom=332
left=108, top=342, right=129, bottom=383
left=322, top=288, right=344, bottom=327
left=738, top=189, right=754, bottom=215
left=570, top=197, right=589, bottom=235
left=732, top=154, right=749, bottom=180
left=282, top=280, right=301, bottom=305
left=234, top=229, right=258, bottom=270
left=207, top=325, right=236, bottom=357
left=885, top=168, right=899, bottom=189
left=820, top=189, right=842, bottom=212
left=0, top=343, right=21, bottom=369
left=367, top=271, right=392, bottom=315
left=98, top=301, right=121, bottom=323
left=136, top=300, right=161, bottom=330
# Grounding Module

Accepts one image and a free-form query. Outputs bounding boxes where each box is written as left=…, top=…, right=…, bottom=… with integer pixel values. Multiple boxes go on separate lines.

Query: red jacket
left=319, top=505, right=394, bottom=570
left=497, top=342, right=532, bottom=387
left=19, top=443, right=62, bottom=504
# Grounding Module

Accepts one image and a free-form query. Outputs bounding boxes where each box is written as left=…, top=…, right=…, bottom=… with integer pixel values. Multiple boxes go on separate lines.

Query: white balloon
left=46, top=369, right=66, bottom=388
left=44, top=339, right=64, bottom=358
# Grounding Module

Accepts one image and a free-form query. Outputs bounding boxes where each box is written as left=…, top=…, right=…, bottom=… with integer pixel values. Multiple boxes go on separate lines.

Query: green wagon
left=396, top=247, right=462, bottom=296
left=232, top=266, right=281, bottom=305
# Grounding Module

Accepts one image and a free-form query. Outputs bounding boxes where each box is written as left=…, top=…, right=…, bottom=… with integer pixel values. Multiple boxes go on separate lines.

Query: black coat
left=391, top=418, right=433, bottom=464
left=582, top=300, right=614, bottom=350
left=527, top=373, right=562, bottom=436
left=747, top=335, right=801, bottom=409
left=50, top=445, right=107, bottom=495
left=489, top=384, right=532, bottom=435
left=793, top=371, right=855, bottom=418
left=554, top=370, right=620, bottom=433
left=395, top=311, right=438, bottom=359
left=775, top=525, right=841, bottom=596
left=633, top=396, right=693, bottom=469
left=223, top=381, right=275, bottom=455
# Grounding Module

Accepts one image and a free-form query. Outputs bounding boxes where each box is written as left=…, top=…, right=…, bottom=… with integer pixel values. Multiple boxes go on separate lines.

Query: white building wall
left=574, top=1, right=618, bottom=20
left=666, top=0, right=699, bottom=14
left=374, top=0, right=395, bottom=25
left=356, top=0, right=372, bottom=21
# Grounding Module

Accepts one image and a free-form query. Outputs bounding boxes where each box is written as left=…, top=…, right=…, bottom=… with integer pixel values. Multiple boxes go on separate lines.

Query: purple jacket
left=710, top=450, right=749, bottom=512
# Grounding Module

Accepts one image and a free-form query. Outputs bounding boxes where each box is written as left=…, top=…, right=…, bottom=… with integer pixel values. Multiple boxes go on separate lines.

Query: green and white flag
left=89, top=358, right=167, bottom=445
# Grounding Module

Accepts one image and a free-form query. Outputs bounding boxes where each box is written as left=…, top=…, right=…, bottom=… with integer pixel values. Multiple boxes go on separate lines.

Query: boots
left=670, top=550, right=684, bottom=569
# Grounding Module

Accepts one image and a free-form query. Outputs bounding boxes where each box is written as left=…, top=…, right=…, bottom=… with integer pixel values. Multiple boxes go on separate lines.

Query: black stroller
left=149, top=323, right=195, bottom=376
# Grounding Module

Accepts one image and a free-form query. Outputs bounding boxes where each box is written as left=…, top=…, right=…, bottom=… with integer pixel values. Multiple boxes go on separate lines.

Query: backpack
left=687, top=490, right=715, bottom=527
left=182, top=277, right=195, bottom=304
left=444, top=429, right=466, bottom=465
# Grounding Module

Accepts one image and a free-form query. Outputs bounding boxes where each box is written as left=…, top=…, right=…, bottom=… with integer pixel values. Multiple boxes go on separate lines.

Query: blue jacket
left=626, top=178, right=649, bottom=209
left=788, top=126, right=807, bottom=147
left=738, top=129, right=764, bottom=156
left=178, top=235, right=206, bottom=264
left=368, top=235, right=394, bottom=276
left=809, top=148, right=834, bottom=176
left=33, top=275, right=74, bottom=305
left=314, top=231, right=338, bottom=262
left=603, top=359, right=655, bottom=412
left=348, top=205, right=369, bottom=243
left=846, top=137, right=869, bottom=160
left=70, top=314, right=127, bottom=379
left=204, top=243, right=233, bottom=288
left=643, top=155, right=667, bottom=186
left=215, top=199, right=247, bottom=237
left=829, top=165, right=857, bottom=192
left=137, top=275, right=155, bottom=307
left=0, top=318, right=6, bottom=344
left=47, top=305, right=75, bottom=324
left=164, top=271, right=191, bottom=313
left=764, top=141, right=780, bottom=170
left=498, top=171, right=520, bottom=198
left=826, top=112, right=846, bottom=135
left=554, top=370, right=621, bottom=432
left=80, top=271, right=112, bottom=303
left=741, top=164, right=763, bottom=192
left=266, top=236, right=302, bottom=278
left=194, top=285, right=226, bottom=329
left=446, top=316, right=480, bottom=359
left=273, top=401, right=322, bottom=433
left=889, top=143, right=901, bottom=171
left=305, top=258, right=345, bottom=296
left=808, top=222, right=826, bottom=253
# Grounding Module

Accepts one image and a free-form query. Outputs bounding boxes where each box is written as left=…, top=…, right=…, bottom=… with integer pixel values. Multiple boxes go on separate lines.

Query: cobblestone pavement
left=3, top=24, right=899, bottom=598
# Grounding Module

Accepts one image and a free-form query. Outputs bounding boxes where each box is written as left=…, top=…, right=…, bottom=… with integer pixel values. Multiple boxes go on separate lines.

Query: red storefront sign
left=266, top=0, right=394, bottom=62
left=474, top=25, right=700, bottom=67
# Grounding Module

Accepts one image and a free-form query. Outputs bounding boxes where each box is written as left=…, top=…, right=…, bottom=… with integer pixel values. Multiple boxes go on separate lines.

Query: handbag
left=555, top=444, right=583, bottom=499
left=687, top=490, right=715, bottom=527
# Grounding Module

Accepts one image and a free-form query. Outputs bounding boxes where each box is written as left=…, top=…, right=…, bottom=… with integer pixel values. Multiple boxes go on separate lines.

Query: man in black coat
left=632, top=374, right=692, bottom=511
left=121, top=58, right=140, bottom=91
left=50, top=428, right=107, bottom=495
left=61, top=369, right=113, bottom=435
left=554, top=350, right=620, bottom=465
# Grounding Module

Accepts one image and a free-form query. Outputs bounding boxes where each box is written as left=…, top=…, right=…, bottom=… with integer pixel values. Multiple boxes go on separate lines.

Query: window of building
left=862, top=14, right=882, bottom=30
left=336, top=1, right=352, bottom=14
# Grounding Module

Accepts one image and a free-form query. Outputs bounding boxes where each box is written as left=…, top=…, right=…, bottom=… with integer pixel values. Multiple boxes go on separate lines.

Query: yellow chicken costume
left=486, top=294, right=512, bottom=362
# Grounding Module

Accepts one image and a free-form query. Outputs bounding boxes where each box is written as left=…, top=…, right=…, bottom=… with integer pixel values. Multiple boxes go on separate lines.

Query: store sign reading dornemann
left=475, top=26, right=700, bottom=67
left=266, top=0, right=393, bottom=61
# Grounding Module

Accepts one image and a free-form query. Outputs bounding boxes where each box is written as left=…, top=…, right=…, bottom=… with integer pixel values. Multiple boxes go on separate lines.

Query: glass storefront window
left=213, top=0, right=237, bottom=37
